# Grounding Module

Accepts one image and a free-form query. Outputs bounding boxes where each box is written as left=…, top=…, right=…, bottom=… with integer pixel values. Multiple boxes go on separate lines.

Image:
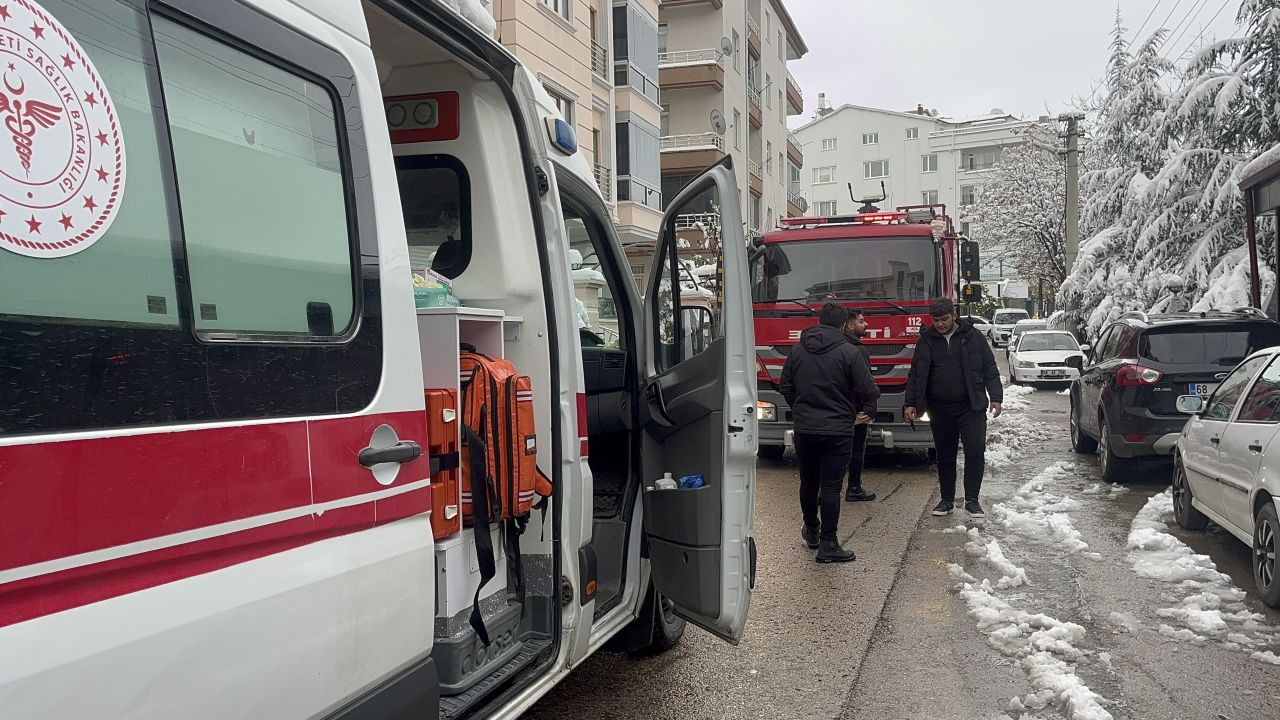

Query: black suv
left=1069, top=309, right=1280, bottom=481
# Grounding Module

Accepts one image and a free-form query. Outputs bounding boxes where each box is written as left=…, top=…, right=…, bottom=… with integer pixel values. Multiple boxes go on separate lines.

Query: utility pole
left=1059, top=112, right=1084, bottom=272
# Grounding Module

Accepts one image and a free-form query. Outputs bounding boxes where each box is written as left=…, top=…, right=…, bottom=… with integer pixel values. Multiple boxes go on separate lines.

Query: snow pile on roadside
left=986, top=418, right=1055, bottom=471
left=965, top=530, right=1030, bottom=588
left=1001, top=384, right=1036, bottom=411
left=1126, top=491, right=1280, bottom=659
left=958, top=579, right=1113, bottom=720
left=989, top=463, right=1091, bottom=554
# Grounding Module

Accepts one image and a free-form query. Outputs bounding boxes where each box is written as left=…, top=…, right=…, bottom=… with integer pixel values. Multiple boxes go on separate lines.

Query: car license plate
left=1042, top=370, right=1067, bottom=378
left=1189, top=383, right=1215, bottom=397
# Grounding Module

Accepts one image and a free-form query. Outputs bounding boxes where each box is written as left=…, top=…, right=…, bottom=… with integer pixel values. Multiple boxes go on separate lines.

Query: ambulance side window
left=0, top=0, right=381, bottom=436
left=153, top=17, right=355, bottom=337
left=395, top=155, right=471, bottom=279
left=654, top=184, right=722, bottom=373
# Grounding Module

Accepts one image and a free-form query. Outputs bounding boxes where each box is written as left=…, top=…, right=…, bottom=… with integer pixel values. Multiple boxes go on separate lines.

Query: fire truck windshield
left=751, top=236, right=938, bottom=304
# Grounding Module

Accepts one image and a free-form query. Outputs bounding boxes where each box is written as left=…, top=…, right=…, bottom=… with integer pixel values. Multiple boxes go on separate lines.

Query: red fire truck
left=752, top=203, right=965, bottom=458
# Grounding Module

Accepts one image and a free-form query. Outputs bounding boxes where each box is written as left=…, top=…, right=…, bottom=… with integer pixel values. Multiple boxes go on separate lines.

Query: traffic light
left=960, top=240, right=980, bottom=281
left=962, top=283, right=983, bottom=303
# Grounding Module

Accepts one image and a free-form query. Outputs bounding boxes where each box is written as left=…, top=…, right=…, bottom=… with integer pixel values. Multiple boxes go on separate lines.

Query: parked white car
left=964, top=313, right=992, bottom=336
left=990, top=308, right=1030, bottom=347
left=1005, top=319, right=1048, bottom=362
left=1008, top=330, right=1089, bottom=385
left=1174, top=347, right=1280, bottom=607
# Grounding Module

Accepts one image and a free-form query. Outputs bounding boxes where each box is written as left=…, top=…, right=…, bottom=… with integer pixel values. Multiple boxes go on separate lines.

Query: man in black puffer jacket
left=904, top=298, right=1003, bottom=520
left=780, top=303, right=880, bottom=563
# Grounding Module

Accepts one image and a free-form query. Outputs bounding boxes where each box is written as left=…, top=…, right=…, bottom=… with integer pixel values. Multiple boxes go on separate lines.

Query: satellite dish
left=796, top=197, right=808, bottom=213
left=720, top=36, right=734, bottom=56
left=710, top=109, right=727, bottom=136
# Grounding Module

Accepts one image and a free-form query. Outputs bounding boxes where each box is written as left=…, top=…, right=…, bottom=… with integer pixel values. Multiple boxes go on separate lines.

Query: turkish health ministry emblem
left=0, top=0, right=126, bottom=258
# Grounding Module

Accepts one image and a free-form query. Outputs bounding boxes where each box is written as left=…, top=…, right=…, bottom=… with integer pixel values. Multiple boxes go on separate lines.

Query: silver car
left=989, top=308, right=1030, bottom=347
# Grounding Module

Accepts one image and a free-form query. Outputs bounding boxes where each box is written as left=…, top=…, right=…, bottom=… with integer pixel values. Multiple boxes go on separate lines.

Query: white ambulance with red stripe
left=0, top=1, right=758, bottom=718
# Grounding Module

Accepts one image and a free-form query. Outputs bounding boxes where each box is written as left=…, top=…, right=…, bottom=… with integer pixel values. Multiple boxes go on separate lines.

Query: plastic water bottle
left=655, top=472, right=677, bottom=490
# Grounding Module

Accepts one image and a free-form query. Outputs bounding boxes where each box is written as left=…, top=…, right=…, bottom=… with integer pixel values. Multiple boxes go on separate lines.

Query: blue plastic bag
left=678, top=474, right=705, bottom=490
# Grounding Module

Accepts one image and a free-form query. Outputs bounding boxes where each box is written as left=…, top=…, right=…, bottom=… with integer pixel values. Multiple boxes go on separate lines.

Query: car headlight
left=756, top=401, right=777, bottom=422
left=1017, top=360, right=1036, bottom=369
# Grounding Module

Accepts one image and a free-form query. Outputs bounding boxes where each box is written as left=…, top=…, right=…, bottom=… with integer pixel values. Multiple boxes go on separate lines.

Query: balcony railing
left=591, top=40, right=608, bottom=80
left=674, top=212, right=721, bottom=230
left=786, top=70, right=801, bottom=96
left=747, top=14, right=760, bottom=42
left=593, top=164, right=612, bottom=197
left=787, top=187, right=803, bottom=206
left=747, top=82, right=761, bottom=108
left=658, top=49, right=722, bottom=67
left=749, top=159, right=762, bottom=178
left=660, top=132, right=725, bottom=152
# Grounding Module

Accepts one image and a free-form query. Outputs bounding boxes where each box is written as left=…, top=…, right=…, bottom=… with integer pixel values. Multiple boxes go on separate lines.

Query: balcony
left=787, top=188, right=805, bottom=217
left=659, top=0, right=723, bottom=7
left=786, top=131, right=803, bottom=166
left=748, top=159, right=763, bottom=197
left=658, top=49, right=724, bottom=91
left=747, top=81, right=762, bottom=127
left=747, top=14, right=761, bottom=54
left=593, top=164, right=612, bottom=199
left=660, top=132, right=727, bottom=174
left=591, top=40, right=608, bottom=83
left=749, top=158, right=762, bottom=178
left=674, top=212, right=721, bottom=230
left=786, top=71, right=803, bottom=115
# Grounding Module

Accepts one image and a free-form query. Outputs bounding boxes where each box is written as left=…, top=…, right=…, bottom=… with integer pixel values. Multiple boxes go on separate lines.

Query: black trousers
left=846, top=423, right=869, bottom=492
left=795, top=432, right=855, bottom=540
left=929, top=404, right=987, bottom=502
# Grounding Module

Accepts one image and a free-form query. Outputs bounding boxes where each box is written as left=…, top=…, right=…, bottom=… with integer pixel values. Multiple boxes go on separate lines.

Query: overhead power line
left=1131, top=0, right=1165, bottom=41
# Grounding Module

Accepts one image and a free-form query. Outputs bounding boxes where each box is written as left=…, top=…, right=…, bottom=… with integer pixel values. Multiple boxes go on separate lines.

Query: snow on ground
left=957, top=579, right=1113, bottom=720
left=989, top=463, right=1091, bottom=554
left=1126, top=491, right=1280, bottom=660
left=965, top=530, right=1030, bottom=588
left=1108, top=612, right=1141, bottom=633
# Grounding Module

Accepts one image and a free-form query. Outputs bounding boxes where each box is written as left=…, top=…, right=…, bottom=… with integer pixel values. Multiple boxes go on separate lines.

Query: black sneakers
left=801, top=525, right=819, bottom=549
left=965, top=500, right=986, bottom=519
left=931, top=500, right=954, bottom=516
left=845, top=488, right=877, bottom=502
left=816, top=539, right=856, bottom=563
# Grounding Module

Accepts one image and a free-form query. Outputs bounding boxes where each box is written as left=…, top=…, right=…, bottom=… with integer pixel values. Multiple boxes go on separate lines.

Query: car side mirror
left=1176, top=395, right=1206, bottom=415
left=1079, top=344, right=1091, bottom=353
left=1066, top=356, right=1084, bottom=371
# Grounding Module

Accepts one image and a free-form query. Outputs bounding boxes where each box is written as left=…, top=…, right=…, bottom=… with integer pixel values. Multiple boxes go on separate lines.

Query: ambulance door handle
left=359, top=441, right=423, bottom=467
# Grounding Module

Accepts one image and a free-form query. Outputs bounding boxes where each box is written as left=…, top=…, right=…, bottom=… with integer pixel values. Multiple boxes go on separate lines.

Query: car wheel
left=1254, top=501, right=1280, bottom=608
left=1098, top=415, right=1131, bottom=483
left=633, top=586, right=686, bottom=655
left=757, top=445, right=785, bottom=462
left=1171, top=456, right=1209, bottom=531
left=1069, top=398, right=1097, bottom=453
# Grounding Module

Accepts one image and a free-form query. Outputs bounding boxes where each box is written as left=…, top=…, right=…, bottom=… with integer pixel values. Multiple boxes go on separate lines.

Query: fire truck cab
left=0, top=1, right=758, bottom=718
left=752, top=207, right=961, bottom=457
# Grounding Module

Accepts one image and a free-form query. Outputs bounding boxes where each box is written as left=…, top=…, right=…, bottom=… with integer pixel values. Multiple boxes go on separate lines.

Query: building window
left=864, top=160, right=889, bottom=179
left=733, top=109, right=742, bottom=149
left=766, top=207, right=773, bottom=228
left=961, top=185, right=978, bottom=205
left=921, top=153, right=938, bottom=173
left=732, top=30, right=740, bottom=71
left=777, top=31, right=784, bottom=61
left=960, top=221, right=972, bottom=237
left=789, top=162, right=801, bottom=189
left=765, top=75, right=772, bottom=107
left=815, top=200, right=838, bottom=216
left=766, top=141, right=773, bottom=175
left=615, top=114, right=663, bottom=210
left=778, top=90, right=784, bottom=121
left=613, top=4, right=660, bottom=104
left=779, top=152, right=785, bottom=179
left=660, top=102, right=670, bottom=136
left=906, top=127, right=919, bottom=140
left=821, top=138, right=837, bottom=151
left=539, top=0, right=571, bottom=22
left=964, top=149, right=1000, bottom=171
left=921, top=190, right=939, bottom=205
left=862, top=132, right=878, bottom=145
left=545, top=86, right=575, bottom=127
left=765, top=8, right=771, bottom=34
left=814, top=166, right=836, bottom=184
left=750, top=194, right=761, bottom=230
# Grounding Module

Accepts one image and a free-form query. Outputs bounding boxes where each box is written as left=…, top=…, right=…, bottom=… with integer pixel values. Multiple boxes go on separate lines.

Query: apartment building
left=657, top=0, right=808, bottom=258
left=792, top=103, right=1047, bottom=246
left=490, top=0, right=664, bottom=260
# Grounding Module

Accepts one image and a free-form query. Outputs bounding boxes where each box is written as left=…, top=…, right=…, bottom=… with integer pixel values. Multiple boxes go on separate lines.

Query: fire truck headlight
left=756, top=401, right=777, bottom=422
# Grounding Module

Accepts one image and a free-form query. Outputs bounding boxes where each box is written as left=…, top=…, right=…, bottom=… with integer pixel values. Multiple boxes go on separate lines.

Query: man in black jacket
left=904, top=298, right=1003, bottom=519
left=780, top=304, right=881, bottom=563
left=842, top=310, right=877, bottom=502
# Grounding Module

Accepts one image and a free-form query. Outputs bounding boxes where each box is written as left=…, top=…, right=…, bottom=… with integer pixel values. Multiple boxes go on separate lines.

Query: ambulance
left=0, top=1, right=758, bottom=718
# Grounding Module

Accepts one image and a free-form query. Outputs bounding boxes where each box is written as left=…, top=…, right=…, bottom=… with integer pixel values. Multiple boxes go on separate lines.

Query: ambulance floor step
left=438, top=635, right=552, bottom=720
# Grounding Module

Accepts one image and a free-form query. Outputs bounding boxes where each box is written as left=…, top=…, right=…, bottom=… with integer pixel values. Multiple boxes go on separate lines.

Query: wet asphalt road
left=526, top=359, right=1280, bottom=720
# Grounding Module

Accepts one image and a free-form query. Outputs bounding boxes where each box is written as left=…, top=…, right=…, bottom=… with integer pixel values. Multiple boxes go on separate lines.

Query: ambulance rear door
left=640, top=158, right=757, bottom=643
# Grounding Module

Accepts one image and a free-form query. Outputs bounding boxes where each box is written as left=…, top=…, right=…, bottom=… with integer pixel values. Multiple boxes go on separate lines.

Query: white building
left=792, top=102, right=1049, bottom=250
